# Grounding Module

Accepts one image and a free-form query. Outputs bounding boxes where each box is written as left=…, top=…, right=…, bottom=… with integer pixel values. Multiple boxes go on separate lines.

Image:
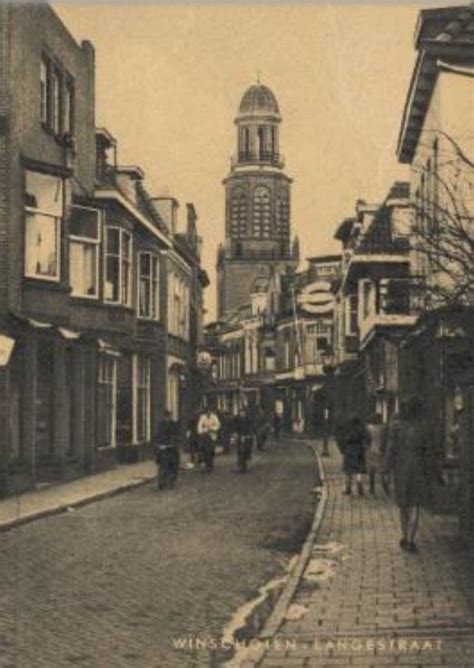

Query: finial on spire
left=256, top=69, right=261, bottom=84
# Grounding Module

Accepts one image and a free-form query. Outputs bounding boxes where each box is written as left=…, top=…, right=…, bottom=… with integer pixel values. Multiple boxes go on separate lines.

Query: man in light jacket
left=197, top=407, right=221, bottom=472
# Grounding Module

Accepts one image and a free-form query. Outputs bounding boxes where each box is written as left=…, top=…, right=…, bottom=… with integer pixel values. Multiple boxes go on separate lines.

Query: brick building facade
left=0, top=4, right=207, bottom=496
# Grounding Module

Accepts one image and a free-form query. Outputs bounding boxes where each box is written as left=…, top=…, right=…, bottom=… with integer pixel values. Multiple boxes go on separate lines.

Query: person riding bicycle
left=197, top=406, right=221, bottom=472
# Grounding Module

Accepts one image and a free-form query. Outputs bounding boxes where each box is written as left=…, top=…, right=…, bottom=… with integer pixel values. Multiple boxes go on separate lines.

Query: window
left=316, top=337, right=329, bottom=351
left=275, top=190, right=289, bottom=238
left=40, top=57, right=49, bottom=125
left=51, top=68, right=61, bottom=135
left=134, top=354, right=151, bottom=442
left=230, top=189, right=247, bottom=238
left=253, top=186, right=271, bottom=238
left=138, top=252, right=160, bottom=319
left=64, top=80, right=74, bottom=135
left=345, top=294, right=358, bottom=335
left=69, top=205, right=101, bottom=298
left=97, top=356, right=117, bottom=449
left=168, top=271, right=189, bottom=339
left=105, top=227, right=132, bottom=305
left=24, top=170, right=63, bottom=281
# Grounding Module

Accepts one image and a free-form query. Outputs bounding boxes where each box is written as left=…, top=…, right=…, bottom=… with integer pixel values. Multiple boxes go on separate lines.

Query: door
left=35, top=340, right=55, bottom=460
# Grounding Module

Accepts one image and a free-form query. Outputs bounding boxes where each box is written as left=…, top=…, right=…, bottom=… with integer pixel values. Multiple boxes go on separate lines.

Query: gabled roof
left=398, top=4, right=474, bottom=164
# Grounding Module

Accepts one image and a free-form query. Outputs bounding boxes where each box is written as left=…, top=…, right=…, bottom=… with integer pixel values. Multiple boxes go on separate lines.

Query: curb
left=238, top=441, right=328, bottom=667
left=0, top=473, right=156, bottom=534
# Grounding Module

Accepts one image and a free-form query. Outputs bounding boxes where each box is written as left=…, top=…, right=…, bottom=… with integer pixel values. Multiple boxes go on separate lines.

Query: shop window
left=135, top=355, right=151, bottom=442
left=24, top=170, right=63, bottom=281
left=69, top=205, right=101, bottom=298
left=138, top=252, right=159, bottom=319
left=97, top=356, right=117, bottom=448
left=105, top=227, right=132, bottom=305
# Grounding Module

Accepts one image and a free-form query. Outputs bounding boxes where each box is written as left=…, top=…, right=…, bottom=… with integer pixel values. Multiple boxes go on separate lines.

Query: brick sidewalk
left=258, top=446, right=474, bottom=668
left=0, top=460, right=157, bottom=531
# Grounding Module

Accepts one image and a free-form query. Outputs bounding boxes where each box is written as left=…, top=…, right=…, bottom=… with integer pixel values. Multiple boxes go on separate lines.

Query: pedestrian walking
left=234, top=406, right=255, bottom=473
left=383, top=398, right=429, bottom=553
left=197, top=406, right=221, bottom=472
left=220, top=411, right=234, bottom=454
left=186, top=413, right=200, bottom=465
left=273, top=412, right=282, bottom=441
left=256, top=406, right=271, bottom=452
left=340, top=416, right=370, bottom=496
left=154, top=410, right=180, bottom=491
left=365, top=413, right=388, bottom=495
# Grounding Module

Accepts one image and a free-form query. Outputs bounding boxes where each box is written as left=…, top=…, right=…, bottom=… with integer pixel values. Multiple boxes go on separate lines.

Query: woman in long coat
left=340, top=416, right=370, bottom=496
left=383, top=399, right=428, bottom=553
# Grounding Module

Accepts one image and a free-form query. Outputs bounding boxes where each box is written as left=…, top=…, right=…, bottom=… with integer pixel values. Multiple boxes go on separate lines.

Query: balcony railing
left=231, top=152, right=284, bottom=167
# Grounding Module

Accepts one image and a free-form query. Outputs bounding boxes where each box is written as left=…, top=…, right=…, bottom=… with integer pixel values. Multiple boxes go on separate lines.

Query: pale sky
left=54, top=2, right=430, bottom=320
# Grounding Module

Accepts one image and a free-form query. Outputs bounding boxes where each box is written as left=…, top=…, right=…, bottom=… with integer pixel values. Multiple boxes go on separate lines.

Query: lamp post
left=321, top=349, right=335, bottom=458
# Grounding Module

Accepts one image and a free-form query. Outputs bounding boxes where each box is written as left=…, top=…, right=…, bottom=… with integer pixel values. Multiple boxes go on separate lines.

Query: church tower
left=217, top=83, right=298, bottom=320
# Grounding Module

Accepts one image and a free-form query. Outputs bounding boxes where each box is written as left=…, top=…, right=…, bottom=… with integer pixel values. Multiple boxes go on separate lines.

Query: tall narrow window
left=105, top=227, right=132, bottom=305
left=40, top=57, right=49, bottom=125
left=69, top=205, right=101, bottom=298
left=230, top=189, right=247, bottom=238
left=97, top=356, right=117, bottom=449
left=64, top=79, right=75, bottom=135
left=135, top=354, right=151, bottom=442
left=258, top=127, right=265, bottom=160
left=138, top=252, right=160, bottom=319
left=253, top=186, right=271, bottom=238
left=24, top=170, right=63, bottom=281
left=271, top=127, right=276, bottom=157
left=275, top=190, right=289, bottom=237
left=51, top=68, right=61, bottom=135
left=244, top=127, right=250, bottom=156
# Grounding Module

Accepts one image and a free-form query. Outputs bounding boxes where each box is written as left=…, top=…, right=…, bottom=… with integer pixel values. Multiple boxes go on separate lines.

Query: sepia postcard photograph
left=0, top=0, right=473, bottom=666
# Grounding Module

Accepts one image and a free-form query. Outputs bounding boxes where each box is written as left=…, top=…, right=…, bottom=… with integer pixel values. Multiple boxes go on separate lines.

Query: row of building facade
left=203, top=3, right=474, bottom=545
left=0, top=4, right=208, bottom=495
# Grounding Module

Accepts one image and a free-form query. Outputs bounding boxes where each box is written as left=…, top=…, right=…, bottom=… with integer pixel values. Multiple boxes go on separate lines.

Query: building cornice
left=94, top=190, right=172, bottom=248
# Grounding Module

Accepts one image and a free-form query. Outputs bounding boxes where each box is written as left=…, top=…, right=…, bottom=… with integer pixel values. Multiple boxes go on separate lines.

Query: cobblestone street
left=258, top=449, right=474, bottom=668
left=0, top=439, right=316, bottom=668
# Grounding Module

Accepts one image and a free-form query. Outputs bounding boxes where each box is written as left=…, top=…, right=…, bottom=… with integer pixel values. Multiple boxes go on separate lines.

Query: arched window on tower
left=243, top=127, right=250, bottom=159
left=230, top=189, right=247, bottom=238
left=275, top=190, right=289, bottom=238
left=253, top=186, right=271, bottom=239
left=271, top=127, right=276, bottom=159
left=258, top=127, right=265, bottom=161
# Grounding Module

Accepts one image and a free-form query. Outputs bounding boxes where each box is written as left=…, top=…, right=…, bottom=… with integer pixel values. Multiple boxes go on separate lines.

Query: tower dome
left=237, top=84, right=280, bottom=119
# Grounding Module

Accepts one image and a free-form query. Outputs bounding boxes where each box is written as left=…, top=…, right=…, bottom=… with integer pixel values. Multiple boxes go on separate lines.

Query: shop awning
left=97, top=338, right=121, bottom=357
left=58, top=327, right=81, bottom=340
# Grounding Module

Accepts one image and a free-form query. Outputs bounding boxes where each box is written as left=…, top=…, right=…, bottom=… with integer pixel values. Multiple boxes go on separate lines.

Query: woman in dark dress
left=383, top=399, right=428, bottom=553
left=341, top=416, right=370, bottom=496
